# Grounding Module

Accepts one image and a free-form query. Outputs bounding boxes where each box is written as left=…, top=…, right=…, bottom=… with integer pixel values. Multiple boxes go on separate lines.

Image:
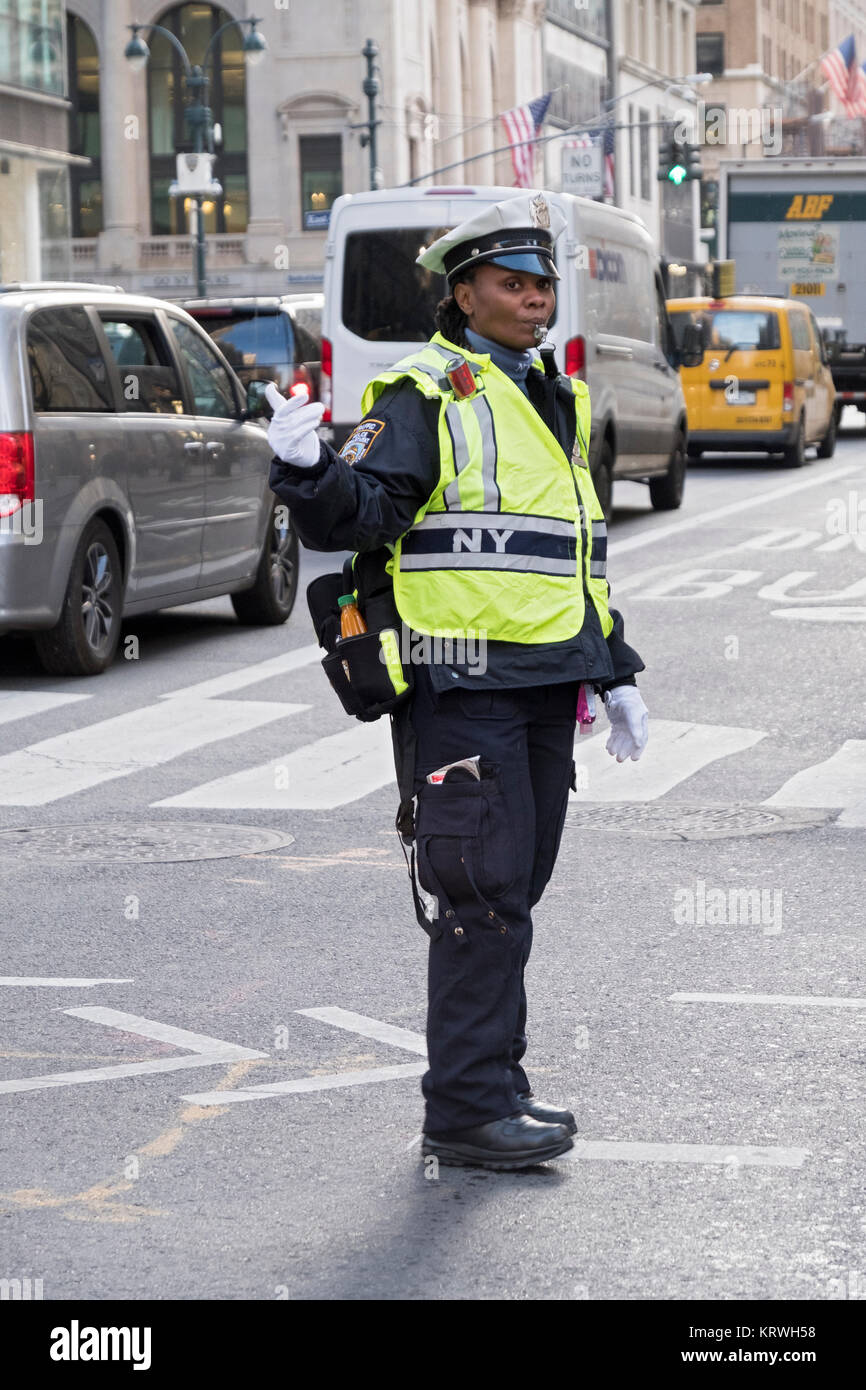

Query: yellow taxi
left=667, top=294, right=837, bottom=466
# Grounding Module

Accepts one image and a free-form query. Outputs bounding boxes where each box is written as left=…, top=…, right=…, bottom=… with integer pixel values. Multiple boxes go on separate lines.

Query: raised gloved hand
left=265, top=383, right=325, bottom=468
left=604, top=685, right=649, bottom=763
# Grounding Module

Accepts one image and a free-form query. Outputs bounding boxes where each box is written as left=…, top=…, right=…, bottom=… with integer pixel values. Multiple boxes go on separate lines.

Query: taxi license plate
left=727, top=390, right=756, bottom=406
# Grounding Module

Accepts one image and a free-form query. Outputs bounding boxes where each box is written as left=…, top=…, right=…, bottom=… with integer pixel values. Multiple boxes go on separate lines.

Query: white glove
left=265, top=383, right=325, bottom=468
left=604, top=685, right=649, bottom=763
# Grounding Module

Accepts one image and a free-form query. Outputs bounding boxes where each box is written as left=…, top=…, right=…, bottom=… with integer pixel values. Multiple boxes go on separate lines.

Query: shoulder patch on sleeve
left=340, top=419, right=386, bottom=464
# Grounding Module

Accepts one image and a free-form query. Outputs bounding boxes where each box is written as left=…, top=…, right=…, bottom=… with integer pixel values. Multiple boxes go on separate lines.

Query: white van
left=321, top=184, right=689, bottom=513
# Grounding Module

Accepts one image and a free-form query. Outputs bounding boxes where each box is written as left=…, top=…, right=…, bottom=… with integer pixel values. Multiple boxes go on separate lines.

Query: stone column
left=435, top=0, right=464, bottom=182
left=98, top=0, right=141, bottom=271
left=467, top=0, right=495, bottom=185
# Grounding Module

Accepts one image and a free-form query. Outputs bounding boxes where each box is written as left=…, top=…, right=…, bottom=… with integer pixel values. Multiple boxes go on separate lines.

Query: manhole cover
left=565, top=804, right=830, bottom=841
left=0, top=822, right=295, bottom=864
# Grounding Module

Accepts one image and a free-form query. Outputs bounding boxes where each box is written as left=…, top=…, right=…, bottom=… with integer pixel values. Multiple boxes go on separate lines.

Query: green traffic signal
left=668, top=163, right=687, bottom=185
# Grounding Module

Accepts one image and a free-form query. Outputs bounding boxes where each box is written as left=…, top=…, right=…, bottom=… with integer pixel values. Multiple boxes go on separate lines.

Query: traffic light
left=657, top=131, right=703, bottom=184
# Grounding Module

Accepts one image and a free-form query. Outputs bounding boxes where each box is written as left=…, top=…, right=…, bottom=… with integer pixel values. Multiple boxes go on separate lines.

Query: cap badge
left=530, top=194, right=550, bottom=230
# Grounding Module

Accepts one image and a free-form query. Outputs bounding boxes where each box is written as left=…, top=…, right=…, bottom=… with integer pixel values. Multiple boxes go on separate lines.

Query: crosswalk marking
left=0, top=691, right=90, bottom=727
left=154, top=719, right=395, bottom=810
left=670, top=992, right=866, bottom=1008
left=571, top=719, right=765, bottom=802
left=764, top=739, right=866, bottom=826
left=0, top=696, right=310, bottom=806
left=162, top=643, right=321, bottom=701
left=570, top=1141, right=808, bottom=1168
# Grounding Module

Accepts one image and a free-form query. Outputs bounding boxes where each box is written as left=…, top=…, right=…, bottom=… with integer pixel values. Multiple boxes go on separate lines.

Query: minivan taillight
left=0, top=432, right=35, bottom=518
left=783, top=381, right=794, bottom=412
left=320, top=336, right=332, bottom=422
left=565, top=336, right=586, bottom=380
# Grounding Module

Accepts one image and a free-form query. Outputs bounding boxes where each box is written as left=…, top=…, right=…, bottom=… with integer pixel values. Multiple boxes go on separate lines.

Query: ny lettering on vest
left=452, top=528, right=514, bottom=553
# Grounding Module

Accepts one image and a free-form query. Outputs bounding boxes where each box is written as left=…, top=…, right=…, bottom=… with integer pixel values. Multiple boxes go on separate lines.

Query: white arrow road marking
left=571, top=719, right=765, bottom=802
left=670, top=992, right=866, bottom=1008
left=161, top=643, right=321, bottom=701
left=764, top=739, right=866, bottom=826
left=297, top=1006, right=428, bottom=1056
left=0, top=696, right=310, bottom=806
left=155, top=720, right=395, bottom=810
left=570, top=1142, right=809, bottom=1168
left=182, top=1062, right=427, bottom=1107
left=183, top=1007, right=427, bottom=1106
left=0, top=1006, right=268, bottom=1096
left=0, top=692, right=91, bottom=726
left=0, top=977, right=134, bottom=988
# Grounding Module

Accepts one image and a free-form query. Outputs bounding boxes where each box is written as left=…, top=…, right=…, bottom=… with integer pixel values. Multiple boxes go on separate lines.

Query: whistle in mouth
left=533, top=323, right=548, bottom=344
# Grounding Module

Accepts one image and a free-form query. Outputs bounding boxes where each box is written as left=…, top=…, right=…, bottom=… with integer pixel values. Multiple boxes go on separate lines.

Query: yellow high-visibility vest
left=361, top=332, right=611, bottom=644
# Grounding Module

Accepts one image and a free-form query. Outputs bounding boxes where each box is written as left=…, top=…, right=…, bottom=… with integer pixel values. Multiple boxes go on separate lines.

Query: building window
left=0, top=0, right=65, bottom=95
left=820, top=15, right=828, bottom=48
left=67, top=14, right=101, bottom=238
left=299, top=135, right=342, bottom=231
left=696, top=33, right=725, bottom=77
left=639, top=108, right=650, bottom=202
left=763, top=36, right=771, bottom=73
left=628, top=103, right=635, bottom=199
left=148, top=3, right=249, bottom=237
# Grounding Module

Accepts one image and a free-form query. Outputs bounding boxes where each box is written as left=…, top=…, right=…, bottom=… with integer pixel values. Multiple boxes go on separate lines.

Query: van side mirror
left=244, top=379, right=270, bottom=420
left=678, top=321, right=703, bottom=369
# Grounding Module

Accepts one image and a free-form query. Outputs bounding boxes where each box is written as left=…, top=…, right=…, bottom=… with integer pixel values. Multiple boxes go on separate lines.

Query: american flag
left=820, top=33, right=866, bottom=115
left=842, top=58, right=866, bottom=118
left=501, top=93, right=553, bottom=187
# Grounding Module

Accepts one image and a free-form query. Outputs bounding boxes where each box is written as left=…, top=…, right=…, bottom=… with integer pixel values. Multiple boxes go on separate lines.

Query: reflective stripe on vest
left=399, top=511, right=577, bottom=575
left=590, top=517, right=607, bottom=578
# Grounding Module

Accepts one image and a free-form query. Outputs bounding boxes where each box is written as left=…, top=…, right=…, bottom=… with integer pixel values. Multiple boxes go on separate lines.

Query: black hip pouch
left=306, top=552, right=414, bottom=723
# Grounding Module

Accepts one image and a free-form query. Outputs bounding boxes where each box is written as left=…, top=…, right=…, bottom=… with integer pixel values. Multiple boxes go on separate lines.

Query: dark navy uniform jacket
left=269, top=364, right=645, bottom=695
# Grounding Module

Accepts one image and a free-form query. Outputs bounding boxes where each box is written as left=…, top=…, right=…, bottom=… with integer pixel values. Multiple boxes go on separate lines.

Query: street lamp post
left=125, top=16, right=267, bottom=298
left=357, top=38, right=382, bottom=191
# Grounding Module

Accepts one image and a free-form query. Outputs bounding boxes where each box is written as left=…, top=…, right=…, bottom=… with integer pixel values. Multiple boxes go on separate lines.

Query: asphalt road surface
left=1, top=415, right=864, bottom=1302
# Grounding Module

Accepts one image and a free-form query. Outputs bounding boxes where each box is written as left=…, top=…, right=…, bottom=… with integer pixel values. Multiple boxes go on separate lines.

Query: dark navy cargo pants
left=409, top=666, right=579, bottom=1135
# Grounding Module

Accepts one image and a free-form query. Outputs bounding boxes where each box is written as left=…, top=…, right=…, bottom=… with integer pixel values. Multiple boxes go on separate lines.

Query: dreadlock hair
left=434, top=267, right=477, bottom=347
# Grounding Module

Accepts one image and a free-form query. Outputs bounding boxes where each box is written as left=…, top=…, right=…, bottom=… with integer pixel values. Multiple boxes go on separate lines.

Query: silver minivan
left=0, top=283, right=297, bottom=676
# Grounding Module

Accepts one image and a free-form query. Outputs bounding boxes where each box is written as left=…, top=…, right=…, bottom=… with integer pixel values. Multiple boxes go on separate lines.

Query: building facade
left=62, top=0, right=546, bottom=299
left=0, top=0, right=83, bottom=283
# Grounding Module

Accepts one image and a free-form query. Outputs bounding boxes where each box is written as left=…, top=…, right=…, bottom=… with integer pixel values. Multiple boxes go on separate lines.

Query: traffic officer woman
left=266, top=193, right=649, bottom=1172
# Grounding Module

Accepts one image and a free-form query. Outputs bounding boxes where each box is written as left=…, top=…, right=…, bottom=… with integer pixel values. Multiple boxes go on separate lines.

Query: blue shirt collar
left=464, top=328, right=535, bottom=384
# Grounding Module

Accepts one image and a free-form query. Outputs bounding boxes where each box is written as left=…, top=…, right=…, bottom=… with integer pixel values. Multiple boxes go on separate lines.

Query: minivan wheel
left=231, top=503, right=298, bottom=625
left=649, top=432, right=686, bottom=511
left=33, top=519, right=122, bottom=677
left=783, top=415, right=807, bottom=468
left=591, top=440, right=613, bottom=520
left=815, top=409, right=837, bottom=459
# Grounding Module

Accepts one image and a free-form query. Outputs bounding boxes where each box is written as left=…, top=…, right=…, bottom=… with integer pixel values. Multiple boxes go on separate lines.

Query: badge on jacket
left=340, top=419, right=385, bottom=464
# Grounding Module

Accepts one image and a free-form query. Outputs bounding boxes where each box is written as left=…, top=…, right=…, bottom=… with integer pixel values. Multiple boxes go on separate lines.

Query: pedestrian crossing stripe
left=0, top=654, right=865, bottom=820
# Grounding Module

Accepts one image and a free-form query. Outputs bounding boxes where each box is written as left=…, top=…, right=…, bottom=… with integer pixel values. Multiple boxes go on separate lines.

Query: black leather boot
left=422, top=1112, right=573, bottom=1170
left=517, top=1091, right=577, bottom=1135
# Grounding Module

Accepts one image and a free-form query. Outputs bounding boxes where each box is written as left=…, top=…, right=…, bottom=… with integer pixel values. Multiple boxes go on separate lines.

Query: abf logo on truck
left=785, top=195, right=834, bottom=219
